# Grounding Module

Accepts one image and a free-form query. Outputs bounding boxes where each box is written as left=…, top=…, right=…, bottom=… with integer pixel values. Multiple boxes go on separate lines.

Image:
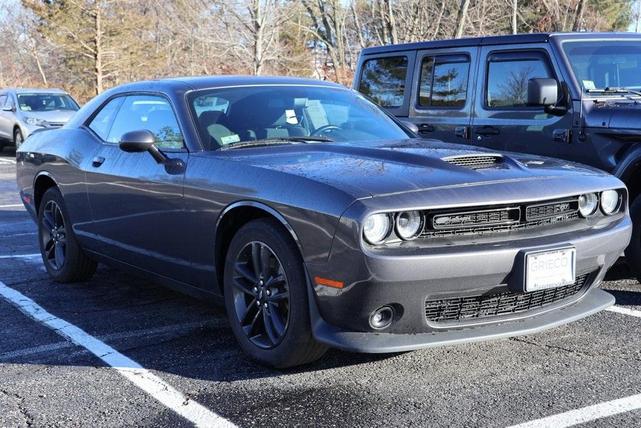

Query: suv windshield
left=17, top=93, right=79, bottom=112
left=562, top=41, right=641, bottom=93
left=190, top=85, right=410, bottom=149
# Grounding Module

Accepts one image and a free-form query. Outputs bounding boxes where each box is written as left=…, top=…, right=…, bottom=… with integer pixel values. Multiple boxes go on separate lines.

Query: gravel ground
left=0, top=148, right=640, bottom=427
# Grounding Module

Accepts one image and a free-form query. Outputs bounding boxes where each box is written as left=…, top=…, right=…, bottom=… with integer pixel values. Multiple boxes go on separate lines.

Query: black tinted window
left=107, top=95, right=183, bottom=149
left=88, top=97, right=124, bottom=140
left=419, top=55, right=470, bottom=108
left=487, top=56, right=552, bottom=108
left=358, top=56, right=408, bottom=108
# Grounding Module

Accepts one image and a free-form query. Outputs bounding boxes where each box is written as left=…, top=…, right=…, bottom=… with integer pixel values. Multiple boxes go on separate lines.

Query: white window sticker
left=582, top=80, right=596, bottom=90
left=285, top=109, right=298, bottom=125
left=220, top=134, right=240, bottom=145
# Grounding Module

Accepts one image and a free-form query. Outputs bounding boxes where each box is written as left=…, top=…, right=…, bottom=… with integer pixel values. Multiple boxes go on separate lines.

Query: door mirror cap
left=1, top=105, right=14, bottom=112
left=400, top=120, right=419, bottom=135
left=119, top=130, right=156, bottom=153
left=528, top=78, right=559, bottom=107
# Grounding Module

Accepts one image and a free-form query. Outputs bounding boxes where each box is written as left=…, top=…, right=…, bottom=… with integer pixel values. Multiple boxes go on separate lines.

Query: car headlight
left=578, top=193, right=598, bottom=217
left=363, top=213, right=391, bottom=244
left=395, top=211, right=423, bottom=240
left=601, top=190, right=621, bottom=215
left=25, top=117, right=47, bottom=126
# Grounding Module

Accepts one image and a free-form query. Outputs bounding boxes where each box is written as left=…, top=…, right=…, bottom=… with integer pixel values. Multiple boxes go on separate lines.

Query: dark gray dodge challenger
left=16, top=76, right=632, bottom=367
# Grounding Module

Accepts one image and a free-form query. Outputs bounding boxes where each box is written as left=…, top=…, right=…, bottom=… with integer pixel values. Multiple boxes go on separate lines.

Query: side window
left=358, top=56, right=408, bottom=108
left=486, top=53, right=553, bottom=108
left=418, top=55, right=470, bottom=108
left=88, top=97, right=124, bottom=140
left=107, top=95, right=183, bottom=149
left=0, top=96, right=7, bottom=108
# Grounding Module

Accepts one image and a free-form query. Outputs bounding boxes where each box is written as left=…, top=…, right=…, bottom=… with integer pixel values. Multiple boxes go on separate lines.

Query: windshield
left=189, top=85, right=410, bottom=149
left=562, top=41, right=641, bottom=93
left=17, top=93, right=79, bottom=112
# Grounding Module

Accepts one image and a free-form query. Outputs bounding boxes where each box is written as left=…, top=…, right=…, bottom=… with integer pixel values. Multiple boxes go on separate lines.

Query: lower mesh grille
left=424, top=273, right=591, bottom=323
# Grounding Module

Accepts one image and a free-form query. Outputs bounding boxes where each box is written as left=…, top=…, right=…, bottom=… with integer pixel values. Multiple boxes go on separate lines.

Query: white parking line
left=0, top=159, right=16, bottom=165
left=606, top=306, right=641, bottom=318
left=0, top=204, right=24, bottom=209
left=0, top=253, right=41, bottom=260
left=0, top=281, right=236, bottom=428
left=508, top=393, right=641, bottom=427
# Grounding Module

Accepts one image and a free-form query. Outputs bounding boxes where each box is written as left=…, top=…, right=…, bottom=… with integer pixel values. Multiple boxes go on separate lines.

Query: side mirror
left=1, top=105, right=14, bottom=112
left=401, top=120, right=419, bottom=135
left=528, top=78, right=559, bottom=107
left=119, top=130, right=166, bottom=164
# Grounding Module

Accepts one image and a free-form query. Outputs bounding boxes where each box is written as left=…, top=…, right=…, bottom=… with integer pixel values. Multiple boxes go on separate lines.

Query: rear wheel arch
left=621, top=161, right=641, bottom=206
left=33, top=173, right=59, bottom=212
left=214, top=201, right=303, bottom=294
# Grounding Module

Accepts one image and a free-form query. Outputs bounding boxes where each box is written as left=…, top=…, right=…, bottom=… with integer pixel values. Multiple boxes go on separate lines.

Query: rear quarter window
left=358, top=56, right=408, bottom=108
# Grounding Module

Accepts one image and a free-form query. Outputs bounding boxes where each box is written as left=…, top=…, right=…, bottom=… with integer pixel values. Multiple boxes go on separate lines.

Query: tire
left=13, top=128, right=23, bottom=149
left=625, top=196, right=641, bottom=284
left=223, top=218, right=327, bottom=368
left=38, top=187, right=97, bottom=283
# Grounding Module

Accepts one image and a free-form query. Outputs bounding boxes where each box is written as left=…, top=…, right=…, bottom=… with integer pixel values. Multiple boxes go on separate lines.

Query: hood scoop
left=442, top=154, right=504, bottom=170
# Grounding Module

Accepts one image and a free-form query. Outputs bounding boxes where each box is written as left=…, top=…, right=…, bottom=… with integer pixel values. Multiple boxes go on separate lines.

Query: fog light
left=369, top=306, right=394, bottom=330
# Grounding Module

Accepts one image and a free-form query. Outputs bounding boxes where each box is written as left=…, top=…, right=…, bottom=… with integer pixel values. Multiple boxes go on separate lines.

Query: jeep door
left=407, top=47, right=478, bottom=143
left=472, top=44, right=574, bottom=156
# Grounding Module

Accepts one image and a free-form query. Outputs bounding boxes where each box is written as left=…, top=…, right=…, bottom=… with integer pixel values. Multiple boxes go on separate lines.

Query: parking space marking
left=0, top=281, right=236, bottom=428
left=0, top=253, right=41, bottom=260
left=0, top=320, right=218, bottom=361
left=0, top=159, right=16, bottom=165
left=0, top=203, right=24, bottom=209
left=508, top=393, right=641, bottom=427
left=606, top=306, right=641, bottom=318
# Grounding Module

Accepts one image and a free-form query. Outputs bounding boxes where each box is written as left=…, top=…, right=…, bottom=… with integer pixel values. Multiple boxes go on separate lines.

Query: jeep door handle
left=475, top=126, right=500, bottom=136
left=92, top=156, right=105, bottom=167
left=417, top=123, right=435, bottom=133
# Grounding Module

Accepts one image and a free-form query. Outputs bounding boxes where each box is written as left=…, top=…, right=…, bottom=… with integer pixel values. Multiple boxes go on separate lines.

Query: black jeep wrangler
left=354, top=32, right=641, bottom=280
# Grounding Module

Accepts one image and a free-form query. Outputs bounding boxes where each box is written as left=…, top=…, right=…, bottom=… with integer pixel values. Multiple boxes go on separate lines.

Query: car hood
left=215, top=139, right=611, bottom=198
left=21, top=110, right=76, bottom=123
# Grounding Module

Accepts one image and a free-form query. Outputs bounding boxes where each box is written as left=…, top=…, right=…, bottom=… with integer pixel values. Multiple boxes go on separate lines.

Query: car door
left=472, top=45, right=574, bottom=155
left=81, top=93, right=190, bottom=281
left=407, top=47, right=478, bottom=143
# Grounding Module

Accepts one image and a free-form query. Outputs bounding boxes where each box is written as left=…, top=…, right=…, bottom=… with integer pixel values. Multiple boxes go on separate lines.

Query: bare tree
left=453, top=0, right=471, bottom=38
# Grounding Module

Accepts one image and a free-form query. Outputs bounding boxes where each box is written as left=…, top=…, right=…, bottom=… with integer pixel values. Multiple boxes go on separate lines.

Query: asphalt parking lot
left=1, top=148, right=640, bottom=428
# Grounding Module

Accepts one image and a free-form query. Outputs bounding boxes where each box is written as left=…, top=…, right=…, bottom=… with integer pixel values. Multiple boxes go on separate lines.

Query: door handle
left=418, top=123, right=435, bottom=134
left=92, top=156, right=105, bottom=167
left=455, top=126, right=469, bottom=139
left=476, top=126, right=500, bottom=136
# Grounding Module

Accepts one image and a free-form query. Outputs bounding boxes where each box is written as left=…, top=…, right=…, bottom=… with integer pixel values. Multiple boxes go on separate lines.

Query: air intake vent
left=443, top=154, right=503, bottom=170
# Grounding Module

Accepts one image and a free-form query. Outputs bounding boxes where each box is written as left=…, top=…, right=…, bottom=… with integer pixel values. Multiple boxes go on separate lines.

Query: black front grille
left=424, top=273, right=591, bottom=324
left=420, top=197, right=581, bottom=239
left=443, top=155, right=503, bottom=170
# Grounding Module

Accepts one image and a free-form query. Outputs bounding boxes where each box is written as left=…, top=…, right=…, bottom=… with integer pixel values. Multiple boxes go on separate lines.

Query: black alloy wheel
left=231, top=241, right=290, bottom=349
left=40, top=199, right=67, bottom=271
left=223, top=218, right=327, bottom=368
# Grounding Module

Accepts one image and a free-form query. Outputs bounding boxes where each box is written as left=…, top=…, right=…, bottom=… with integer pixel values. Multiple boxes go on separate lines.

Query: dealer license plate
left=525, top=247, right=576, bottom=292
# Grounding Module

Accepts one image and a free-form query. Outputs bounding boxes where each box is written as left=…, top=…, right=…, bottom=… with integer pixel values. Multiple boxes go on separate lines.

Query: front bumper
left=306, top=213, right=631, bottom=352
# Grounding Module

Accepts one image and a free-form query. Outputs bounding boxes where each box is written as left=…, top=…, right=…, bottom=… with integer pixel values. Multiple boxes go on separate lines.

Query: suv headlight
left=363, top=213, right=391, bottom=244
left=578, top=193, right=598, bottom=217
left=25, top=117, right=47, bottom=126
left=601, top=190, right=621, bottom=215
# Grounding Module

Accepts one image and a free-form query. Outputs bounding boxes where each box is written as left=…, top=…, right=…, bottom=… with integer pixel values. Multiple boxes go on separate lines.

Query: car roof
left=112, top=75, right=345, bottom=93
left=360, top=32, right=641, bottom=55
left=1, top=88, right=70, bottom=94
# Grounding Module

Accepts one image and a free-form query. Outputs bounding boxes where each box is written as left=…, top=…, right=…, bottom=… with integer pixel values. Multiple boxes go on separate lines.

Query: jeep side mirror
left=119, top=130, right=167, bottom=164
left=401, top=120, right=419, bottom=135
left=1, top=105, right=14, bottom=112
left=528, top=78, right=559, bottom=107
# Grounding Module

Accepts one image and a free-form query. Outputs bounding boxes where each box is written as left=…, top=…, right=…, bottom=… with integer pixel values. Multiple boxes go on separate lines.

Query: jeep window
left=486, top=53, right=552, bottom=108
left=418, top=54, right=470, bottom=108
left=358, top=56, right=408, bottom=108
left=562, top=41, right=641, bottom=92
left=190, top=85, right=410, bottom=150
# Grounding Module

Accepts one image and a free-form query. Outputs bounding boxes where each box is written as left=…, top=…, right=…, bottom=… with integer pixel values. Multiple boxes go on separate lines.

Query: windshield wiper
left=219, top=136, right=333, bottom=150
left=586, top=87, right=641, bottom=97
